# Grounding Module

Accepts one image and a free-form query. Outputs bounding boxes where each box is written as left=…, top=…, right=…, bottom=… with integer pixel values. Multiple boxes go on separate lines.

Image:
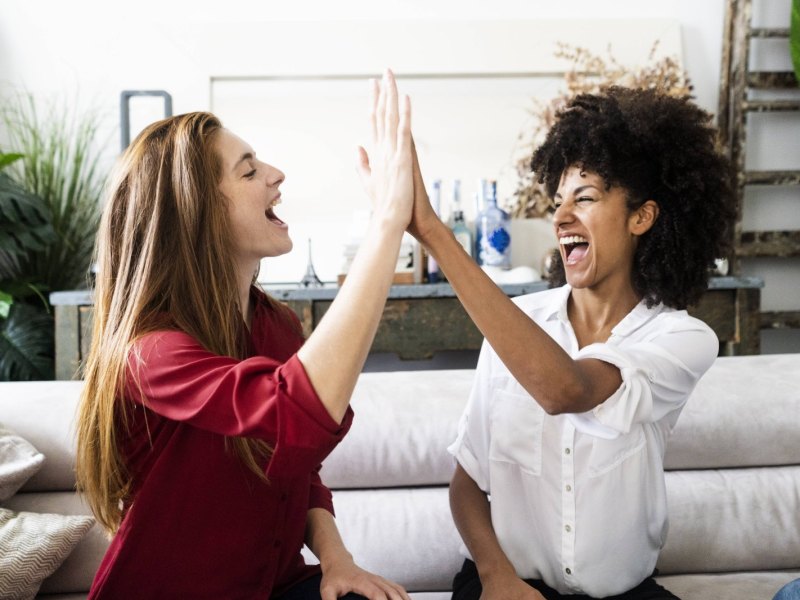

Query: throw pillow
left=0, top=424, right=45, bottom=501
left=0, top=507, right=94, bottom=600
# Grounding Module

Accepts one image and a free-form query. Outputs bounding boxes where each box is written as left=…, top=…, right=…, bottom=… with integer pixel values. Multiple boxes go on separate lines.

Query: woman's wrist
left=319, top=546, right=354, bottom=572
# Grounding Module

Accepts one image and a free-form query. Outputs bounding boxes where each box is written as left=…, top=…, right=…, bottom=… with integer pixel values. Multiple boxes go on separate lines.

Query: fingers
left=383, top=69, right=399, bottom=152
left=375, top=73, right=387, bottom=143
left=369, top=78, right=379, bottom=145
left=396, top=94, right=412, bottom=157
left=372, top=69, right=402, bottom=152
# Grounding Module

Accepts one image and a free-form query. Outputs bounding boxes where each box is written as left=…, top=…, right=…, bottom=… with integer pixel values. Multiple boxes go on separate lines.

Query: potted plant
left=0, top=94, right=107, bottom=380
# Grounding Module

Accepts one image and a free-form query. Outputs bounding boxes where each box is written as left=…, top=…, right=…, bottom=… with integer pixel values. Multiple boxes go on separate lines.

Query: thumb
left=355, top=146, right=371, bottom=182
left=320, top=583, right=338, bottom=600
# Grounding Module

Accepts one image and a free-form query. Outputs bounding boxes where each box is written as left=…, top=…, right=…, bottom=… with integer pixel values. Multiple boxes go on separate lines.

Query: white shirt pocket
left=488, top=389, right=545, bottom=476
left=587, top=427, right=646, bottom=478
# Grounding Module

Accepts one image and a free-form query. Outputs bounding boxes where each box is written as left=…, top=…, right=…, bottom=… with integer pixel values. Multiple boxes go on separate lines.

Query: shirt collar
left=546, top=284, right=665, bottom=339
left=546, top=284, right=573, bottom=323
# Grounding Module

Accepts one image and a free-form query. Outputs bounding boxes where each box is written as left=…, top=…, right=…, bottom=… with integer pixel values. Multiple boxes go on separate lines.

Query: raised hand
left=355, top=69, right=413, bottom=233
left=407, top=137, right=442, bottom=244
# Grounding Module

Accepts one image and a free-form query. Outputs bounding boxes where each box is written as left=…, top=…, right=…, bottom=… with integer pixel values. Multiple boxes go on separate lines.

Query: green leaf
left=0, top=301, right=54, bottom=380
left=0, top=172, right=56, bottom=280
left=0, top=290, right=11, bottom=319
left=792, top=0, right=800, bottom=85
left=1, top=93, right=107, bottom=292
left=0, top=153, right=24, bottom=172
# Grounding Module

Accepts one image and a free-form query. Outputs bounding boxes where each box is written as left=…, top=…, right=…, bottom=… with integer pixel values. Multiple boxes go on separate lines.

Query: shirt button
left=565, top=524, right=571, bottom=532
left=565, top=448, right=571, bottom=455
left=566, top=567, right=572, bottom=575
left=565, top=484, right=572, bottom=492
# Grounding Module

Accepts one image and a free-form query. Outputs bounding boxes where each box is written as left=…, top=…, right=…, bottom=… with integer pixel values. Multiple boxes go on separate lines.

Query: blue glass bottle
left=473, top=179, right=486, bottom=265
left=475, top=180, right=511, bottom=268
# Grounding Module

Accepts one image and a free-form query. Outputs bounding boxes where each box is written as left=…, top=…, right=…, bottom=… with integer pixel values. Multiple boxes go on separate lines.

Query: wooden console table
left=50, top=277, right=762, bottom=380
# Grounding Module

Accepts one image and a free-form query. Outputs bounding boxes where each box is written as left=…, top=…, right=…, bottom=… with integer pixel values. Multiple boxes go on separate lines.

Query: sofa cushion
left=658, top=466, right=800, bottom=574
left=656, top=570, right=800, bottom=600
left=0, top=506, right=93, bottom=600
left=2, top=492, right=107, bottom=595
left=0, top=382, right=83, bottom=492
left=303, top=487, right=463, bottom=594
left=321, top=370, right=474, bottom=488
left=665, top=354, right=800, bottom=470
left=0, top=423, right=45, bottom=501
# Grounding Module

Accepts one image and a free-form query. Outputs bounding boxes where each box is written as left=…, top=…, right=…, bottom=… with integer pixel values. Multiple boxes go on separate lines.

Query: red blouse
left=88, top=290, right=353, bottom=599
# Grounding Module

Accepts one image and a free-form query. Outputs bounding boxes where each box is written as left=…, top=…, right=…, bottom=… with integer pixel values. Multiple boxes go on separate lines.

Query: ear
left=629, top=200, right=659, bottom=236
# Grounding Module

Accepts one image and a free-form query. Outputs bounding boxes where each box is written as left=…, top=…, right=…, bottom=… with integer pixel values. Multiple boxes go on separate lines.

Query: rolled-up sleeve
left=308, top=465, right=335, bottom=515
left=568, top=317, right=718, bottom=436
left=128, top=331, right=352, bottom=478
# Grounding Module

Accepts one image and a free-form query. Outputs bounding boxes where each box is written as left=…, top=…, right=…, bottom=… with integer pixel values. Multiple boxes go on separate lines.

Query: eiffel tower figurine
left=299, top=238, right=324, bottom=288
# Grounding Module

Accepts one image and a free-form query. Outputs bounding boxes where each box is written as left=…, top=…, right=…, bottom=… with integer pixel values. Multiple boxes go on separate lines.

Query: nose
left=261, top=161, right=285, bottom=187
left=553, top=199, right=574, bottom=228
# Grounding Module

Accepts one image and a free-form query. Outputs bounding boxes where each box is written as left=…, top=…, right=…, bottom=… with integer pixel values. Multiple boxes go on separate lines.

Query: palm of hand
left=356, top=70, right=413, bottom=232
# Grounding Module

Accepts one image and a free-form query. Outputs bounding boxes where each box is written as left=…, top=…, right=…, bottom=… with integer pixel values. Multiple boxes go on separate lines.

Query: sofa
left=1, top=353, right=799, bottom=600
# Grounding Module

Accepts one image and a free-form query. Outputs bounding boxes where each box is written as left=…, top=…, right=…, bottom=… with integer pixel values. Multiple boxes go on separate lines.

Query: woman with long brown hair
left=76, top=71, right=412, bottom=600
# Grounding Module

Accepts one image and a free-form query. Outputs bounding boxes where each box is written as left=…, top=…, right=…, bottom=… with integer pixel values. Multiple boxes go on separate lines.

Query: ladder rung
left=743, top=100, right=800, bottom=112
left=736, top=231, right=800, bottom=258
left=760, top=310, right=800, bottom=330
left=747, top=72, right=799, bottom=89
left=749, top=27, right=790, bottom=38
left=744, top=170, right=800, bottom=185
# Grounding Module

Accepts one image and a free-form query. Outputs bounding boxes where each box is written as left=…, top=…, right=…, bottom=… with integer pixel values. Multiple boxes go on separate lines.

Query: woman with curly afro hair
left=407, top=87, right=736, bottom=600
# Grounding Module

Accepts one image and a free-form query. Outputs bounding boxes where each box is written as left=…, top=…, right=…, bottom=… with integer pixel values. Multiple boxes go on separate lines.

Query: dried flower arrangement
left=509, top=42, right=693, bottom=218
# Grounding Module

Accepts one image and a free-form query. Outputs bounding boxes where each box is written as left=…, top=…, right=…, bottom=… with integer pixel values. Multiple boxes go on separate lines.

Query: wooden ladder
left=718, top=0, right=800, bottom=335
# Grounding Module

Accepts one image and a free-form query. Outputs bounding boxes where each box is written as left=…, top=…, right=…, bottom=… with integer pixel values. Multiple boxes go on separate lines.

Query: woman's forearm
left=305, top=507, right=353, bottom=569
left=297, top=222, right=404, bottom=423
left=421, top=221, right=618, bottom=414
left=450, top=464, right=517, bottom=583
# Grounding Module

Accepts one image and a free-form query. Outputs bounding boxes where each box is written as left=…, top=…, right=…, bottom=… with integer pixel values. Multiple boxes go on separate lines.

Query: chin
left=273, top=240, right=293, bottom=257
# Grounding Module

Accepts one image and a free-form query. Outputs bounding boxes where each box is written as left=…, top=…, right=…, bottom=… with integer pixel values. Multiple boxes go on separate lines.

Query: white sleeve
left=447, top=339, right=493, bottom=492
left=567, top=315, right=719, bottom=436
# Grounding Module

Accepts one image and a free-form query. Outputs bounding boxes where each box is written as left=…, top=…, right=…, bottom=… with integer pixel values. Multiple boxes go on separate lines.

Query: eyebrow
left=554, top=184, right=600, bottom=199
left=233, top=152, right=254, bottom=170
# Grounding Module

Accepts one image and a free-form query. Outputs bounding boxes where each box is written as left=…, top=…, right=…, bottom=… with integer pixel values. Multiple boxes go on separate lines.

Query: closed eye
left=244, top=169, right=256, bottom=179
left=576, top=196, right=594, bottom=203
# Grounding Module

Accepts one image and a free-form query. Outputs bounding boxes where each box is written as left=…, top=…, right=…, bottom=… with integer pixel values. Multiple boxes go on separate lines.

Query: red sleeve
left=308, top=465, right=335, bottom=515
left=127, top=330, right=353, bottom=478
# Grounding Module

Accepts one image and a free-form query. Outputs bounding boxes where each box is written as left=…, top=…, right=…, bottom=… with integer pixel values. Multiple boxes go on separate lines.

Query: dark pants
left=273, top=573, right=368, bottom=600
left=451, top=559, right=680, bottom=600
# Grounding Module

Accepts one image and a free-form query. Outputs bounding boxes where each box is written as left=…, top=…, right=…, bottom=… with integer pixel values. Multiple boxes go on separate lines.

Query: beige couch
left=1, top=354, right=799, bottom=599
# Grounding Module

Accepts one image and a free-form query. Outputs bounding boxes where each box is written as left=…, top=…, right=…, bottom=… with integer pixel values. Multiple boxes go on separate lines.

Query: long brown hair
left=76, top=112, right=271, bottom=534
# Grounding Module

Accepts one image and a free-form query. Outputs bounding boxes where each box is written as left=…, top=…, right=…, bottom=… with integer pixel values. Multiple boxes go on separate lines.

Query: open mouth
left=265, top=207, right=285, bottom=226
left=265, top=196, right=286, bottom=226
left=560, top=235, right=589, bottom=264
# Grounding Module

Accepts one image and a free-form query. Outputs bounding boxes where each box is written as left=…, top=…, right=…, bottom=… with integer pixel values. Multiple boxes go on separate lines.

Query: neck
left=568, top=280, right=641, bottom=341
left=236, top=261, right=259, bottom=330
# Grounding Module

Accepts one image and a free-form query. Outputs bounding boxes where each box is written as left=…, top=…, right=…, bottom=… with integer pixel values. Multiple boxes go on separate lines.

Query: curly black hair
left=530, top=86, right=736, bottom=309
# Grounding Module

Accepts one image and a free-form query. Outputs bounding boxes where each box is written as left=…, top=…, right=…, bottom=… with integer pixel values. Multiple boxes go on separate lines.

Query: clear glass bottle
left=475, top=180, right=511, bottom=268
left=427, top=180, right=442, bottom=283
left=449, top=179, right=473, bottom=258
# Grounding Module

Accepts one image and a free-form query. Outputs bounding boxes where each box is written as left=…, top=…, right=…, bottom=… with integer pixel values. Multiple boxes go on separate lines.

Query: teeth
left=559, top=235, right=588, bottom=245
left=268, top=197, right=282, bottom=210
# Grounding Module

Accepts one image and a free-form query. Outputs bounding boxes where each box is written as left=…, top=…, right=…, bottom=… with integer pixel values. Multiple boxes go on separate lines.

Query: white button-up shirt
left=448, top=285, right=718, bottom=597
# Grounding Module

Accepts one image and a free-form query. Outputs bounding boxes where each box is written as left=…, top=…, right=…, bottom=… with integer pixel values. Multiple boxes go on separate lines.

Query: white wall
left=1, top=0, right=798, bottom=353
